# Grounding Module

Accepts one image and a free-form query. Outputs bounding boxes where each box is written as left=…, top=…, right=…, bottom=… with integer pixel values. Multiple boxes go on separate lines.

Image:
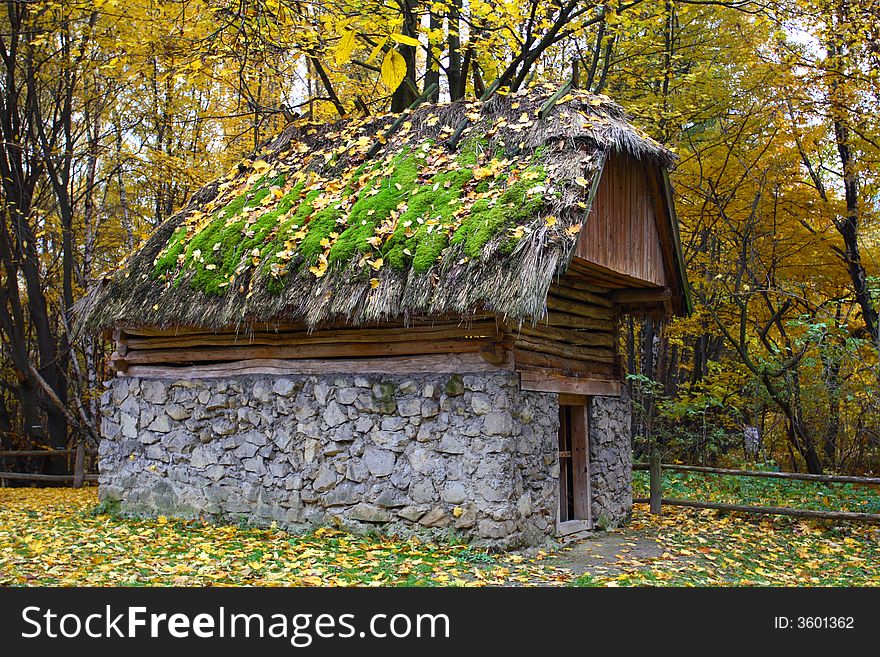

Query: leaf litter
left=2, top=489, right=877, bottom=587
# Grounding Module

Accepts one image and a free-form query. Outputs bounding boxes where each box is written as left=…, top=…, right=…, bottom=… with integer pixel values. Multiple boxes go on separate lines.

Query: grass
left=1, top=485, right=878, bottom=587
left=632, top=468, right=880, bottom=514
left=585, top=505, right=880, bottom=586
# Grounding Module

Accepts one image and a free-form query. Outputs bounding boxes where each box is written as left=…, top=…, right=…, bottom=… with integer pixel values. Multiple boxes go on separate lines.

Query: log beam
left=516, top=323, right=614, bottom=348
left=120, top=337, right=491, bottom=366
left=513, top=336, right=615, bottom=364
left=123, top=321, right=500, bottom=350
left=610, top=287, right=672, bottom=306
left=548, top=283, right=614, bottom=308
left=120, top=353, right=509, bottom=380
left=544, top=311, right=614, bottom=332
left=545, top=295, right=615, bottom=320
left=519, top=371, right=620, bottom=396
left=513, top=349, right=615, bottom=377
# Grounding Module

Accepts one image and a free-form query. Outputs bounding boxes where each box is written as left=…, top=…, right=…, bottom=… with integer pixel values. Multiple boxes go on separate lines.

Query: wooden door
left=557, top=396, right=592, bottom=534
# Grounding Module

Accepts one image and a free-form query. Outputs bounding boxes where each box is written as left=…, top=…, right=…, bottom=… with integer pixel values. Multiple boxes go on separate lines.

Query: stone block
left=371, top=429, right=409, bottom=452
left=363, top=446, right=396, bottom=477
left=120, top=414, right=138, bottom=439
left=272, top=378, right=298, bottom=397
left=141, top=380, right=167, bottom=404
left=397, top=398, right=422, bottom=417
left=438, top=434, right=466, bottom=454
left=418, top=507, right=450, bottom=528
left=440, top=481, right=467, bottom=504
left=398, top=506, right=426, bottom=522
left=322, top=401, right=347, bottom=427
left=312, top=465, right=338, bottom=492
left=470, top=393, right=492, bottom=415
left=345, top=461, right=369, bottom=483
left=408, top=448, right=436, bottom=474
left=322, top=482, right=361, bottom=506
left=374, top=487, right=409, bottom=508
left=233, top=443, right=259, bottom=459
left=336, top=387, right=359, bottom=405
left=483, top=411, right=513, bottom=436
left=409, top=479, right=435, bottom=503
left=166, top=404, right=191, bottom=421
left=314, top=382, right=331, bottom=405
left=349, top=503, right=391, bottom=523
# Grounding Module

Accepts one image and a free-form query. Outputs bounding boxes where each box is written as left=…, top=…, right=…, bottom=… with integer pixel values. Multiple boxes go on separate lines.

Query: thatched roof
left=79, top=83, right=675, bottom=333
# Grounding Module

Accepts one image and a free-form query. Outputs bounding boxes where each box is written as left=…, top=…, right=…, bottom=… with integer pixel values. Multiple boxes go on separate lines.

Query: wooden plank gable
left=575, top=153, right=669, bottom=288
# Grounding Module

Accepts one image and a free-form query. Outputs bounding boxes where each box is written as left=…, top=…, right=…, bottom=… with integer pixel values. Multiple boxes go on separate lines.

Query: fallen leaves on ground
left=0, top=489, right=567, bottom=587
left=590, top=504, right=880, bottom=587
left=2, top=488, right=878, bottom=587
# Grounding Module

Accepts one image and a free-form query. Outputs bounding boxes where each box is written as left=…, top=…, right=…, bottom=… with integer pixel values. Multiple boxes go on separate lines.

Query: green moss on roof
left=450, top=165, right=546, bottom=259
left=381, top=148, right=476, bottom=272
left=329, top=149, right=423, bottom=267
left=155, top=173, right=297, bottom=295
left=151, top=132, right=554, bottom=294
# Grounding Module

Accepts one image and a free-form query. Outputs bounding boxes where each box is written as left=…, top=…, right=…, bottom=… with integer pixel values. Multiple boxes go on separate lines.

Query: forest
left=0, top=0, right=877, bottom=478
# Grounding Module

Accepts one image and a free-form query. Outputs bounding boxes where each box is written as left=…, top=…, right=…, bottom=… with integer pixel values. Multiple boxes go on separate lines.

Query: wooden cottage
left=80, top=84, right=689, bottom=548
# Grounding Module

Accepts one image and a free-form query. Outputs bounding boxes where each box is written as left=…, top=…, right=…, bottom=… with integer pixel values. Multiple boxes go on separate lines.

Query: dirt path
left=547, top=527, right=666, bottom=577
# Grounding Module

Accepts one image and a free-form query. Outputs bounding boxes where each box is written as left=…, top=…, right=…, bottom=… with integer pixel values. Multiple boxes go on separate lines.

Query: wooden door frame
left=556, top=394, right=593, bottom=535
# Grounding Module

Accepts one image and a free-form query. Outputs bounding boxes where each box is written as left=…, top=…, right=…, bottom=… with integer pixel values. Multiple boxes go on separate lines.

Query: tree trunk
left=390, top=0, right=418, bottom=112
left=825, top=29, right=878, bottom=348
left=820, top=343, right=842, bottom=469
left=0, top=394, right=13, bottom=450
left=424, top=12, right=440, bottom=101
left=446, top=0, right=463, bottom=100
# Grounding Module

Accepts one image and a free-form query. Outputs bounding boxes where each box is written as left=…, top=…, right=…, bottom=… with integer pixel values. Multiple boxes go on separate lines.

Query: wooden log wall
left=112, top=318, right=506, bottom=376
left=120, top=354, right=505, bottom=379
left=510, top=275, right=621, bottom=395
left=112, top=276, right=630, bottom=394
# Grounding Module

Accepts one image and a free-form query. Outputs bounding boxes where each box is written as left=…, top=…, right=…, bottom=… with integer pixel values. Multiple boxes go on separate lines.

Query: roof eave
left=660, top=167, right=693, bottom=316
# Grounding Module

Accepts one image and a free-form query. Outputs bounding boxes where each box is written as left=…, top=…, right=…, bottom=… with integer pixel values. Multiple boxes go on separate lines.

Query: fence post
left=73, top=442, right=85, bottom=489
left=649, top=448, right=662, bottom=515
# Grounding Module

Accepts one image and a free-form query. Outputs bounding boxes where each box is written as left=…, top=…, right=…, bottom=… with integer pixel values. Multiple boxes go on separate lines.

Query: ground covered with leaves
left=0, top=489, right=566, bottom=587
left=1, top=488, right=878, bottom=586
left=569, top=509, right=880, bottom=587
left=633, top=469, right=880, bottom=514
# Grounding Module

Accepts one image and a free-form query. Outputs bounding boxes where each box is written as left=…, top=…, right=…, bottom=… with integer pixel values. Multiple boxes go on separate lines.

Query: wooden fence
left=633, top=451, right=880, bottom=523
left=0, top=444, right=98, bottom=487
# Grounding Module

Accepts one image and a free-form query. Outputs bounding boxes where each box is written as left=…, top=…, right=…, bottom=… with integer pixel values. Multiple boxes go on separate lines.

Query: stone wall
left=99, top=372, right=562, bottom=548
left=588, top=394, right=632, bottom=528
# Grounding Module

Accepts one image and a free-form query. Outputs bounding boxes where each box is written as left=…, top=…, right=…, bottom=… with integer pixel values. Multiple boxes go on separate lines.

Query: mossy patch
left=328, top=151, right=423, bottom=266
left=380, top=139, right=487, bottom=272
left=259, top=187, right=323, bottom=290
left=154, top=226, right=189, bottom=275
left=156, top=174, right=304, bottom=294
left=450, top=164, right=547, bottom=258
left=445, top=374, right=465, bottom=396
left=298, top=204, right=342, bottom=263
left=152, top=136, right=551, bottom=294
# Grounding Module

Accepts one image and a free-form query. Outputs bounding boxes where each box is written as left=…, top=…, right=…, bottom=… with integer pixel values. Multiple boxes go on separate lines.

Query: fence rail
left=0, top=449, right=79, bottom=458
left=0, top=472, right=99, bottom=483
left=0, top=444, right=98, bottom=488
left=633, top=461, right=880, bottom=486
left=633, top=454, right=880, bottom=524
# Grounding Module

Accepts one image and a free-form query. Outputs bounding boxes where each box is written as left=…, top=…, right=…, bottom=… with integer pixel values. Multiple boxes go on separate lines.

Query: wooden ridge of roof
left=77, top=83, right=678, bottom=334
